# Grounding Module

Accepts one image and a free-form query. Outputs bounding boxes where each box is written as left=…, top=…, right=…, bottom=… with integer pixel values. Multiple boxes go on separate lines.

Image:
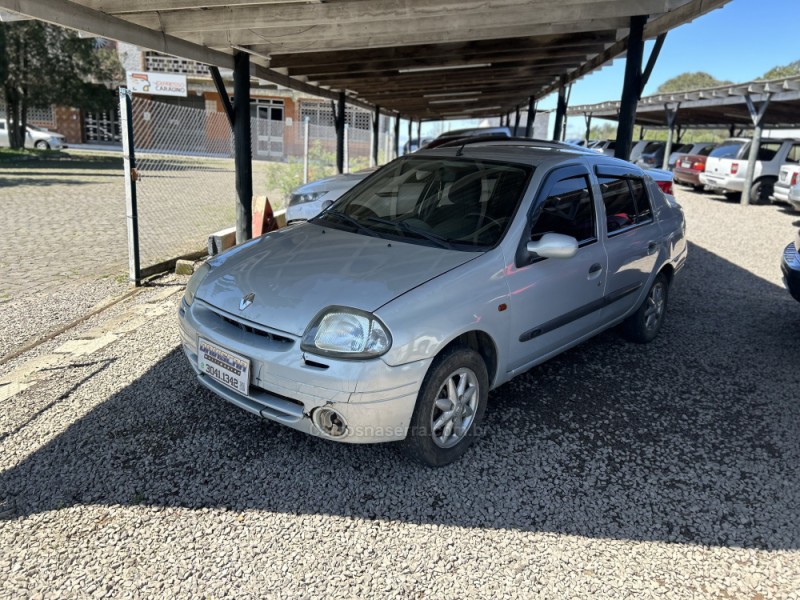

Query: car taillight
left=691, top=160, right=705, bottom=172
left=792, top=172, right=799, bottom=186
left=731, top=162, right=739, bottom=175
left=656, top=180, right=674, bottom=196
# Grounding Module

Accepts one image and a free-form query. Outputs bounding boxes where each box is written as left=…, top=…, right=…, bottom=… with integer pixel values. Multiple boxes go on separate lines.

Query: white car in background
left=772, top=163, right=800, bottom=212
left=700, top=138, right=800, bottom=203
left=0, top=119, right=66, bottom=150
left=285, top=167, right=378, bottom=224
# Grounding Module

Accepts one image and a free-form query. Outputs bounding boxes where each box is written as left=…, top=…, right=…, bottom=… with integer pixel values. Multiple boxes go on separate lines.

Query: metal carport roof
left=1, top=0, right=731, bottom=119
left=569, top=75, right=800, bottom=129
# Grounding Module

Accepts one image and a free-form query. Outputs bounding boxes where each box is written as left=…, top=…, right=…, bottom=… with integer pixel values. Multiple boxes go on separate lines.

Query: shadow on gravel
left=1, top=244, right=799, bottom=550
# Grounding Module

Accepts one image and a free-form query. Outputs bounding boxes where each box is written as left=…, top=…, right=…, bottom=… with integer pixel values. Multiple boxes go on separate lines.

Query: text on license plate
left=198, top=338, right=250, bottom=396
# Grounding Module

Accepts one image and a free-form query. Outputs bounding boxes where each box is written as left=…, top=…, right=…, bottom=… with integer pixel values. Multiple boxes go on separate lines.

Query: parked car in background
left=0, top=119, right=66, bottom=149
left=180, top=140, right=686, bottom=466
left=700, top=138, right=800, bottom=203
left=673, top=144, right=719, bottom=190
left=772, top=163, right=800, bottom=212
left=591, top=139, right=617, bottom=157
left=403, top=137, right=434, bottom=154
left=285, top=167, right=378, bottom=223
left=634, top=141, right=668, bottom=170
left=782, top=229, right=800, bottom=303
left=667, top=142, right=716, bottom=170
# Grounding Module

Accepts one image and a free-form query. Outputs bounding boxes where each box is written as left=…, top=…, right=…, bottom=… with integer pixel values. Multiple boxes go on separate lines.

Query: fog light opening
left=313, top=407, right=348, bottom=438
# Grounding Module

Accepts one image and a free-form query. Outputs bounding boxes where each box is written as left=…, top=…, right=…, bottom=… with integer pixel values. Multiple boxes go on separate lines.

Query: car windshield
left=312, top=156, right=532, bottom=251
left=709, top=141, right=745, bottom=159
left=643, top=142, right=664, bottom=153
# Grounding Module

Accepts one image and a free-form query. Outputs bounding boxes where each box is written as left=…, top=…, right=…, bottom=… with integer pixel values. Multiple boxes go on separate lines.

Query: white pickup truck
left=699, top=138, right=800, bottom=204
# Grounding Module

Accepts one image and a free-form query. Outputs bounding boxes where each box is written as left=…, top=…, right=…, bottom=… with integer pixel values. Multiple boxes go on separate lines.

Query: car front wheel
left=622, top=273, right=669, bottom=344
left=34, top=140, right=50, bottom=150
left=402, top=346, right=488, bottom=467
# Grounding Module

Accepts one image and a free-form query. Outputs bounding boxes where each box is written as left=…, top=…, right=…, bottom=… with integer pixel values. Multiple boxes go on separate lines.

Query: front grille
left=218, top=314, right=293, bottom=344
left=200, top=303, right=294, bottom=346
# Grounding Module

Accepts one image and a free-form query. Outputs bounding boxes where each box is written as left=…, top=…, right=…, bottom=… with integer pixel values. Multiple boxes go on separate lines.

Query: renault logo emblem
left=240, top=293, right=255, bottom=311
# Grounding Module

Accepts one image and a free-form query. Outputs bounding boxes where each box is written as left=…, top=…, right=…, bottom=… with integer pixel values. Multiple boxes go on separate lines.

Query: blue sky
left=427, top=0, right=799, bottom=138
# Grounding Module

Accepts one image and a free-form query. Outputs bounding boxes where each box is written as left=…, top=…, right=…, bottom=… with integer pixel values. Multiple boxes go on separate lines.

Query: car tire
left=749, top=179, right=774, bottom=205
left=34, top=140, right=49, bottom=150
left=621, top=273, right=669, bottom=344
left=402, top=346, right=488, bottom=467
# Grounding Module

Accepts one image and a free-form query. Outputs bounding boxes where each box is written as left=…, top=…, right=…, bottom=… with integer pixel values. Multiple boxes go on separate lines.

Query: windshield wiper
left=319, top=210, right=376, bottom=236
left=367, top=217, right=454, bottom=249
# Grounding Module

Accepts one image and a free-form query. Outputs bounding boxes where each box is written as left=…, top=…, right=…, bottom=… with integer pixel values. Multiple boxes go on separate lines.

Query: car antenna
left=455, top=142, right=466, bottom=157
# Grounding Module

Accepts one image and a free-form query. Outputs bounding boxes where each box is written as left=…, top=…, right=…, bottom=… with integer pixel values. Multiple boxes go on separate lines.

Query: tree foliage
left=0, top=21, right=123, bottom=148
left=760, top=60, right=800, bottom=80
left=656, top=72, right=732, bottom=93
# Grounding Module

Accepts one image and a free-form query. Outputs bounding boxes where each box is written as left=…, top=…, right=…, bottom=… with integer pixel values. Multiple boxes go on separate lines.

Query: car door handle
left=647, top=242, right=658, bottom=255
left=588, top=263, right=603, bottom=274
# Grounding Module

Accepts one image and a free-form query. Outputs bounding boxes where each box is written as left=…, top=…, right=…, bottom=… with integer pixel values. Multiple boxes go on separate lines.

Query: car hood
left=197, top=224, right=477, bottom=336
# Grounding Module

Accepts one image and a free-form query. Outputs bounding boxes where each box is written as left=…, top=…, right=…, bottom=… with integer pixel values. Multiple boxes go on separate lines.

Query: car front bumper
left=782, top=242, right=800, bottom=303
left=178, top=297, right=431, bottom=443
left=699, top=173, right=743, bottom=192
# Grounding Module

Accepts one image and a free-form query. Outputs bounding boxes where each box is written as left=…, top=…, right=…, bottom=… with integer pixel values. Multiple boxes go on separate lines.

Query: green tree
left=760, top=60, right=800, bottom=80
left=0, top=21, right=122, bottom=149
left=656, top=72, right=732, bottom=93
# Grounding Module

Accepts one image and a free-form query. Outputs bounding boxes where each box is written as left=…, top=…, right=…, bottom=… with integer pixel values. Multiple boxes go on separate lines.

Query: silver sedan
left=179, top=140, right=687, bottom=466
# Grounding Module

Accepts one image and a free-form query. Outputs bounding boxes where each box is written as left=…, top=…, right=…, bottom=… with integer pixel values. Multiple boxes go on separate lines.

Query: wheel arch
left=435, top=330, right=499, bottom=390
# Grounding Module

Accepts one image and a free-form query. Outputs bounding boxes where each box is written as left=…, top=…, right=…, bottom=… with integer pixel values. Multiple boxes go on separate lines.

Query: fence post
left=303, top=117, right=310, bottom=184
left=119, top=87, right=141, bottom=287
left=344, top=124, right=350, bottom=174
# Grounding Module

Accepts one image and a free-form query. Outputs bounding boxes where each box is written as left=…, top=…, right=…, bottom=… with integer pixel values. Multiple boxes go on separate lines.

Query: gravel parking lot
left=1, top=187, right=799, bottom=598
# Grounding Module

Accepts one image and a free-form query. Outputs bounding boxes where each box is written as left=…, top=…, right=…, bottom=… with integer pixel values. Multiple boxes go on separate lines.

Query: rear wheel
left=749, top=178, right=775, bottom=205
left=621, top=273, right=669, bottom=344
left=402, top=346, right=488, bottom=467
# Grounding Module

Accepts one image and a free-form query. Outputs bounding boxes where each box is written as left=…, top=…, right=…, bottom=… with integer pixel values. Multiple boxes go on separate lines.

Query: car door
left=595, top=165, right=661, bottom=322
left=505, top=164, right=608, bottom=373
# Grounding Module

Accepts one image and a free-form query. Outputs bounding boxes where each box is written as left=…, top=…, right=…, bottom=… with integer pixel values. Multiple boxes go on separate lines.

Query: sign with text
left=126, top=71, right=187, bottom=97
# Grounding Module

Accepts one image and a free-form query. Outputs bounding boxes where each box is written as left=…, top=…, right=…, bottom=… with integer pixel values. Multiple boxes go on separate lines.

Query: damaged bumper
left=179, top=298, right=431, bottom=443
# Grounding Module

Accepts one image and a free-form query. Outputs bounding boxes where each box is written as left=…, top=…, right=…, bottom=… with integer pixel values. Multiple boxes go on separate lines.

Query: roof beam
left=0, top=0, right=234, bottom=68
left=190, top=18, right=633, bottom=52
left=116, top=0, right=684, bottom=34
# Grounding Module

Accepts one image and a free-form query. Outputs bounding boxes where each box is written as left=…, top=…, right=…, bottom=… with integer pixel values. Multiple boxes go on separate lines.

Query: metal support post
left=615, top=15, right=646, bottom=160
left=233, top=51, right=253, bottom=243
left=525, top=97, right=536, bottom=138
left=662, top=103, right=680, bottom=170
left=741, top=93, right=772, bottom=205
left=371, top=105, right=380, bottom=167
left=119, top=88, right=140, bottom=286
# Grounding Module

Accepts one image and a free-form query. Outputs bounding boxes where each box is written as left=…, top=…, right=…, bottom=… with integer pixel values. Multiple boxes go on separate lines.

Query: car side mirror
left=320, top=199, right=334, bottom=212
left=526, top=233, right=579, bottom=259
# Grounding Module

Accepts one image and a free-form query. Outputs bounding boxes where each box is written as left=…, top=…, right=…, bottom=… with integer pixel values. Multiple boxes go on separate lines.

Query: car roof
left=414, top=139, right=645, bottom=172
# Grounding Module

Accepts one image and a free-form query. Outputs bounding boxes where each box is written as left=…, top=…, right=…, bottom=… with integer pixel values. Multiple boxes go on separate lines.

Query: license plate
left=198, top=338, right=251, bottom=396
left=780, top=172, right=788, bottom=183
left=681, top=159, right=691, bottom=168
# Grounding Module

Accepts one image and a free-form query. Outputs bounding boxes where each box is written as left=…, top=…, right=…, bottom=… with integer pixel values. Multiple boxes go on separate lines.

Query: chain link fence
left=124, top=94, right=394, bottom=278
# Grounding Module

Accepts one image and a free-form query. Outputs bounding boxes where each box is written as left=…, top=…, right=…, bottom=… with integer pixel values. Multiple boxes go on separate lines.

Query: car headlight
left=289, top=191, right=327, bottom=206
left=301, top=307, right=391, bottom=359
left=183, top=262, right=211, bottom=306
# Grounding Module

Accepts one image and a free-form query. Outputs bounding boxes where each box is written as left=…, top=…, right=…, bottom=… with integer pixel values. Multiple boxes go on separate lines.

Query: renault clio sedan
left=180, top=140, right=687, bottom=466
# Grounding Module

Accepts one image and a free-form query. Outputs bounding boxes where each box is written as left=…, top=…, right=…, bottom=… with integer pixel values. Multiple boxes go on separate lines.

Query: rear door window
left=757, top=142, right=782, bottom=161
left=598, top=177, right=653, bottom=235
left=785, top=144, right=800, bottom=164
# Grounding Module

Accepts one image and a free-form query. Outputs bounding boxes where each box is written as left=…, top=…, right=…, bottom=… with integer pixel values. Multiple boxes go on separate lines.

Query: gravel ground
left=1, top=187, right=799, bottom=598
left=0, top=277, right=128, bottom=360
